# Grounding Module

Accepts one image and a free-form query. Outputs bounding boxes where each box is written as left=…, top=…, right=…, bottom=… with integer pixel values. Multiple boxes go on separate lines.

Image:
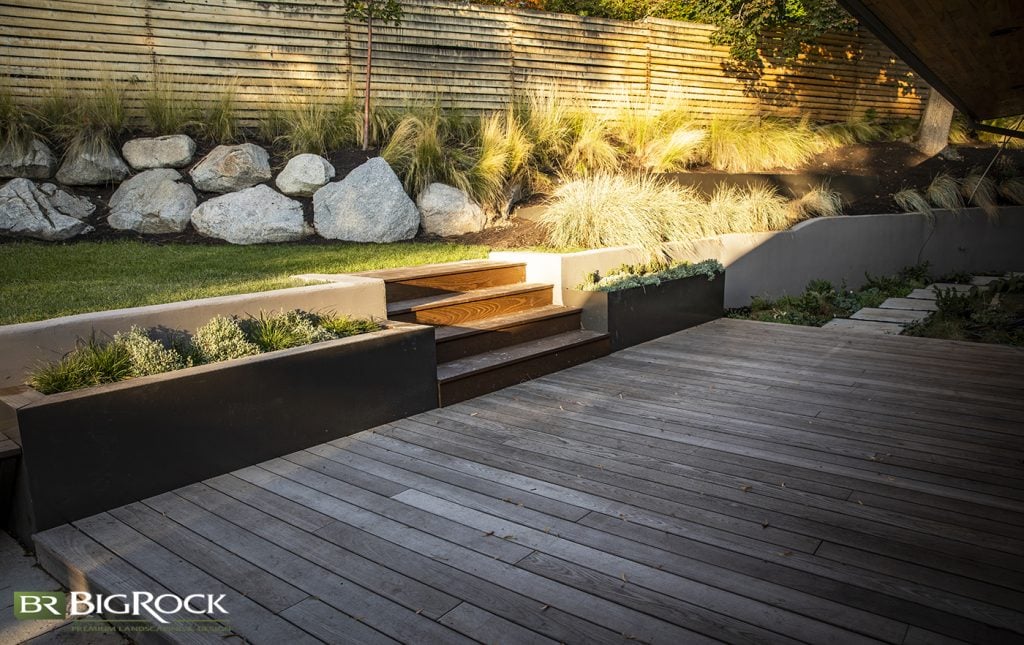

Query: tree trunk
left=915, top=87, right=955, bottom=156
left=362, top=17, right=373, bottom=151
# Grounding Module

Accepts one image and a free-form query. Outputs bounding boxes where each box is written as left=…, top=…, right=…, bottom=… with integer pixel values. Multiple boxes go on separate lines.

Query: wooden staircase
left=357, top=260, right=610, bottom=406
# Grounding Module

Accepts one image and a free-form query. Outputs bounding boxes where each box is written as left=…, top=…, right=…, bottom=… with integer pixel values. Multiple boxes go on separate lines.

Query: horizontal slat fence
left=0, top=0, right=927, bottom=124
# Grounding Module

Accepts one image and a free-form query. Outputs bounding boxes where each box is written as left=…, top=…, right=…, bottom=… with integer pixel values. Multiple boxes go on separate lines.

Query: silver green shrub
left=112, top=326, right=189, bottom=377
left=191, top=315, right=261, bottom=363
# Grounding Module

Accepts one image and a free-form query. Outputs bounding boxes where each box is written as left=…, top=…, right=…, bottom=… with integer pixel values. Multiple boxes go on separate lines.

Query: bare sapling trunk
left=915, top=87, right=955, bottom=156
left=362, top=16, right=373, bottom=151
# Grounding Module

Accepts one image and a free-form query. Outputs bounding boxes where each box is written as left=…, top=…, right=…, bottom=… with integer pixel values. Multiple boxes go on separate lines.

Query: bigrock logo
left=14, top=591, right=230, bottom=629
left=68, top=592, right=229, bottom=624
left=14, top=592, right=66, bottom=620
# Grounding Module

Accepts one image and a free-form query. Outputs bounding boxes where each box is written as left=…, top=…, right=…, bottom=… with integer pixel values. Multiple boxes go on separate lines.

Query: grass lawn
left=0, top=240, right=489, bottom=324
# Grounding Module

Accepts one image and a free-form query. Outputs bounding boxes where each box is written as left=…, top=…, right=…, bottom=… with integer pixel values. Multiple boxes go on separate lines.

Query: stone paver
left=850, top=307, right=927, bottom=324
left=825, top=275, right=1001, bottom=336
left=878, top=297, right=939, bottom=311
left=822, top=318, right=905, bottom=334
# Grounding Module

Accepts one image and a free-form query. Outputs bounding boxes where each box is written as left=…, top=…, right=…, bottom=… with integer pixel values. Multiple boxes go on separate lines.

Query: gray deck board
left=34, top=319, right=1024, bottom=644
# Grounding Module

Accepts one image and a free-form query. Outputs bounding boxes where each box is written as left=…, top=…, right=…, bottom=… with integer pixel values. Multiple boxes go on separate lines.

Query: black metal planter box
left=563, top=273, right=725, bottom=351
left=1, top=322, right=436, bottom=537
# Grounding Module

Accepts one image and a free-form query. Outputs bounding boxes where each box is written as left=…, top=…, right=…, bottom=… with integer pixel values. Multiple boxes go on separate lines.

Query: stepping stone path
left=822, top=274, right=1012, bottom=335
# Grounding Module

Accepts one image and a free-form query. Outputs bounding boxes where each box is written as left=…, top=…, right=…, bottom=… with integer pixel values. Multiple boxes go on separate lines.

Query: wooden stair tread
left=388, top=283, right=551, bottom=317
left=356, top=260, right=525, bottom=283
left=437, top=330, right=608, bottom=383
left=434, top=305, right=581, bottom=342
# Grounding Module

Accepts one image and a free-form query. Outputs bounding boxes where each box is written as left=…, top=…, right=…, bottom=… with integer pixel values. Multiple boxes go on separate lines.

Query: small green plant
left=579, top=258, right=724, bottom=292
left=28, top=335, right=133, bottom=395
left=316, top=314, right=382, bottom=337
left=241, top=309, right=333, bottom=352
left=933, top=286, right=979, bottom=318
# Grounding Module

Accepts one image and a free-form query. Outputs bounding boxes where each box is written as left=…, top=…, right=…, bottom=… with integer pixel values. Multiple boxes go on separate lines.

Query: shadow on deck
left=30, top=319, right=1024, bottom=644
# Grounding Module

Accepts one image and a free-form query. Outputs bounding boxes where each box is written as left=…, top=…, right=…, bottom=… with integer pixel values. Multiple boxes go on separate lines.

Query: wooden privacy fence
left=0, top=0, right=927, bottom=124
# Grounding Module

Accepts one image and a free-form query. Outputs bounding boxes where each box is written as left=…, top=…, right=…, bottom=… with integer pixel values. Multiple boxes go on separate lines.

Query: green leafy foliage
left=729, top=263, right=932, bottom=326
left=26, top=310, right=382, bottom=394
left=542, top=0, right=855, bottom=67
left=241, top=309, right=334, bottom=352
left=28, top=336, right=134, bottom=395
left=906, top=277, right=1024, bottom=346
left=579, top=259, right=724, bottom=292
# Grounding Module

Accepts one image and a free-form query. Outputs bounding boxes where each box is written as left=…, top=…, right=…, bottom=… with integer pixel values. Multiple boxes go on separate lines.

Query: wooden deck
left=35, top=319, right=1024, bottom=644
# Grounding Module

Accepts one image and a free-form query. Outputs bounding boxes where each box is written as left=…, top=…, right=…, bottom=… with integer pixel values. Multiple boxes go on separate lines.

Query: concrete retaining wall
left=0, top=276, right=386, bottom=386
left=493, top=207, right=1024, bottom=308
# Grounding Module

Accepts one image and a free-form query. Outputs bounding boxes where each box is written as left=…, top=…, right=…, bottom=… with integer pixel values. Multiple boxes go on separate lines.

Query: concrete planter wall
left=1, top=322, right=437, bottom=538
left=564, top=274, right=725, bottom=350
left=495, top=207, right=1024, bottom=308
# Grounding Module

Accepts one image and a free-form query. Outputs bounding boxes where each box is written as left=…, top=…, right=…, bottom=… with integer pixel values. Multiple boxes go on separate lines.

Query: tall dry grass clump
left=198, top=78, right=241, bottom=143
left=960, top=168, right=999, bottom=219
left=50, top=76, right=128, bottom=158
left=894, top=188, right=933, bottom=219
left=702, top=116, right=822, bottom=172
left=611, top=93, right=705, bottom=173
left=701, top=183, right=791, bottom=235
left=539, top=174, right=691, bottom=253
left=143, top=72, right=199, bottom=136
left=998, top=177, right=1024, bottom=205
left=926, top=172, right=964, bottom=212
left=789, top=183, right=843, bottom=221
left=0, top=78, right=39, bottom=157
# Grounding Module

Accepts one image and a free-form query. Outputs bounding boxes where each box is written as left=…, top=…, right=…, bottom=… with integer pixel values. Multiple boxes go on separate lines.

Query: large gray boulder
left=275, top=154, right=335, bottom=196
left=0, top=178, right=95, bottom=240
left=122, top=135, right=196, bottom=170
left=108, top=169, right=196, bottom=234
left=313, top=158, right=419, bottom=242
left=417, top=183, right=486, bottom=237
left=55, top=145, right=131, bottom=186
left=0, top=139, right=57, bottom=180
left=190, top=184, right=310, bottom=244
left=189, top=143, right=272, bottom=193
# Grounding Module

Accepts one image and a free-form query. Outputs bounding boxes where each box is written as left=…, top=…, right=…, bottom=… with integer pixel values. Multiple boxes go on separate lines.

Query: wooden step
left=437, top=330, right=610, bottom=406
left=388, top=283, right=552, bottom=326
left=357, top=260, right=526, bottom=302
left=435, top=305, right=583, bottom=364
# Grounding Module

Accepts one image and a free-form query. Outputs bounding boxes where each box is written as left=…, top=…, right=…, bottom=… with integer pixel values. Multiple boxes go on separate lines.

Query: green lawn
left=0, top=240, right=489, bottom=324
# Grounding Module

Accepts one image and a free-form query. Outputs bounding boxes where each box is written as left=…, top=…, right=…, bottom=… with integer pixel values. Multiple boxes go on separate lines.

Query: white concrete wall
left=493, top=207, right=1024, bottom=308
left=0, top=276, right=386, bottom=386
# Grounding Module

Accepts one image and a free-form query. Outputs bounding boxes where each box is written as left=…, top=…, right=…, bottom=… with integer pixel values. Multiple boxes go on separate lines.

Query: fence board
left=0, top=0, right=926, bottom=123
